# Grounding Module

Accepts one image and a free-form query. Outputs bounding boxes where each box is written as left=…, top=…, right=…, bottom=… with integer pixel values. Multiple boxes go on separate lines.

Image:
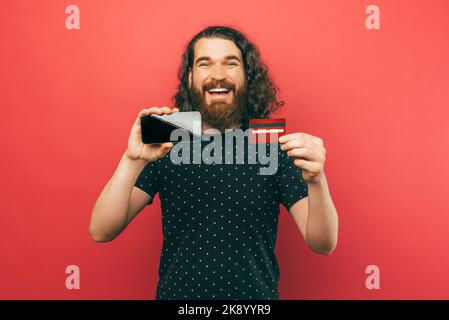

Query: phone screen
left=141, top=115, right=192, bottom=144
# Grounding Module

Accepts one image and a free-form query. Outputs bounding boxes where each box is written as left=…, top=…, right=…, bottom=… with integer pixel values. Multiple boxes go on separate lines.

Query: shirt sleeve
left=277, top=148, right=309, bottom=211
left=134, top=160, right=160, bottom=205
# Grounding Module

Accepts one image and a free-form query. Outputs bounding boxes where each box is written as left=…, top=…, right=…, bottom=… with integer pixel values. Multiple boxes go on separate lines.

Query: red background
left=1, top=0, right=448, bottom=299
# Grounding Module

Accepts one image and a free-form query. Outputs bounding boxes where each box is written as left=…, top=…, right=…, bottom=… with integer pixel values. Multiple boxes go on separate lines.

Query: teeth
left=208, top=88, right=230, bottom=93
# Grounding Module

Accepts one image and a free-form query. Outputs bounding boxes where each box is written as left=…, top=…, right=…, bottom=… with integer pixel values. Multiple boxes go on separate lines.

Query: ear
left=188, top=69, right=192, bottom=88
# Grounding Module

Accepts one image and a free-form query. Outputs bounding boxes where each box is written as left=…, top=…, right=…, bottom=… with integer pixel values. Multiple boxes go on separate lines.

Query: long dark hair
left=173, top=25, right=284, bottom=123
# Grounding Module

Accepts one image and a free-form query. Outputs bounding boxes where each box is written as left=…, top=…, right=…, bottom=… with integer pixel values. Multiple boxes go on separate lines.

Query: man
left=89, top=26, right=338, bottom=300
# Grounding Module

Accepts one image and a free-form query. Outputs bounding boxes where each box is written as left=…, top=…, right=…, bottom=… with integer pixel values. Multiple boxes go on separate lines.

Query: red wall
left=1, top=0, right=449, bottom=299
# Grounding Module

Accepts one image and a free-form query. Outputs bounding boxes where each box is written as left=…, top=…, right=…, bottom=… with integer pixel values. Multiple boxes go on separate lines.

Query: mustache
left=202, top=80, right=236, bottom=92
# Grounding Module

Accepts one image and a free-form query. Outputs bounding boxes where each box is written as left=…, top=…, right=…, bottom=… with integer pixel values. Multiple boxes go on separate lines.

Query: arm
left=279, top=132, right=339, bottom=255
left=88, top=152, right=150, bottom=242
left=289, top=172, right=338, bottom=255
left=88, top=106, right=178, bottom=242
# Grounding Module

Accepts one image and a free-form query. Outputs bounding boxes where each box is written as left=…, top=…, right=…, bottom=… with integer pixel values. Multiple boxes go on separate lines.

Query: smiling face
left=188, top=37, right=247, bottom=132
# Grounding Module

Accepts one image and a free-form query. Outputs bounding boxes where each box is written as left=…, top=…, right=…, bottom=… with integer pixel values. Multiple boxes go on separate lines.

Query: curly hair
left=173, top=25, right=284, bottom=123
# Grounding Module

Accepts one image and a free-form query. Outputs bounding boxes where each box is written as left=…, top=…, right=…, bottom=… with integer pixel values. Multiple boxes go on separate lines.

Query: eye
left=227, top=62, right=238, bottom=67
left=198, top=63, right=209, bottom=67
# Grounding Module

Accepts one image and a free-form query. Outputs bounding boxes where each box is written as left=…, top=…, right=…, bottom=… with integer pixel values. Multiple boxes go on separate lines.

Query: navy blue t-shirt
left=135, top=129, right=308, bottom=300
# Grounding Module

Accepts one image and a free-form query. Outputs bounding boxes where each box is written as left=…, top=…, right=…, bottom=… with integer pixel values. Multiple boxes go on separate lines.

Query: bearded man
left=89, top=26, right=339, bottom=300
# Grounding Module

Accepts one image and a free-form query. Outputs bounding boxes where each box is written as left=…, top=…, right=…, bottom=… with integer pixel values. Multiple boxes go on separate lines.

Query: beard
left=189, top=80, right=247, bottom=133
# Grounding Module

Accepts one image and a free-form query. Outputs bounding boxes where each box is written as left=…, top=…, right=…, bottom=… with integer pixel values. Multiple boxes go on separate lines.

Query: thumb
left=161, top=142, right=174, bottom=149
left=158, top=142, right=173, bottom=156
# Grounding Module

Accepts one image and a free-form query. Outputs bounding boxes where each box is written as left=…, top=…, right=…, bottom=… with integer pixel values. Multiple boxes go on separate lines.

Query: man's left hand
left=279, top=132, right=326, bottom=184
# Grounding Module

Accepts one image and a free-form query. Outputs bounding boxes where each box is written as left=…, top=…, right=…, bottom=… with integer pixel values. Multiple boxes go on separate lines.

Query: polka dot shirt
left=135, top=127, right=308, bottom=300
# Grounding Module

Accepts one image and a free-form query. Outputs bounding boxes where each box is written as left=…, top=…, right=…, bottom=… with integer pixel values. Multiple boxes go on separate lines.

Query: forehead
left=193, top=38, right=242, bottom=61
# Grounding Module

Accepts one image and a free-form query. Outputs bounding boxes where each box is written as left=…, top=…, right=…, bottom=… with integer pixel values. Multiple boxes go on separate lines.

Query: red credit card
left=249, top=118, right=286, bottom=144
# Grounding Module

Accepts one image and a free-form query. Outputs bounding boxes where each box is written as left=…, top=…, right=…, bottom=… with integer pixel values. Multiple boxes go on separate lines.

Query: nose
left=210, top=65, right=227, bottom=81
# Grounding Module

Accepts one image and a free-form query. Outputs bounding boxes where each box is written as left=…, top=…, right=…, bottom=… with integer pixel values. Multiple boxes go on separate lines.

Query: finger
left=139, top=108, right=150, bottom=115
left=278, top=132, right=307, bottom=143
left=287, top=148, right=312, bottom=161
left=161, top=142, right=174, bottom=149
left=280, top=138, right=312, bottom=151
left=278, top=133, right=298, bottom=143
left=145, top=107, right=162, bottom=115
left=313, top=137, right=324, bottom=146
left=311, top=136, right=324, bottom=147
left=138, top=108, right=151, bottom=118
left=160, top=106, right=172, bottom=114
left=133, top=108, right=151, bottom=127
left=293, top=159, right=322, bottom=173
left=287, top=147, right=324, bottom=162
left=157, top=142, right=174, bottom=157
left=279, top=132, right=323, bottom=146
left=172, top=107, right=180, bottom=113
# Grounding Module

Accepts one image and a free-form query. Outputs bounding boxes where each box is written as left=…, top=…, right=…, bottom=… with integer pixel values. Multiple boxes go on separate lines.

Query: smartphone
left=140, top=111, right=202, bottom=144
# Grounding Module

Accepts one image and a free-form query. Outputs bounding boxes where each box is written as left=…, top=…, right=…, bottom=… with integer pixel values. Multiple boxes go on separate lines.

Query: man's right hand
left=126, top=106, right=179, bottom=163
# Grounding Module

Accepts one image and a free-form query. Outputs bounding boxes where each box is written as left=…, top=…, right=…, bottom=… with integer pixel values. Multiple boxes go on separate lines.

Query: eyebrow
left=195, top=55, right=241, bottom=65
